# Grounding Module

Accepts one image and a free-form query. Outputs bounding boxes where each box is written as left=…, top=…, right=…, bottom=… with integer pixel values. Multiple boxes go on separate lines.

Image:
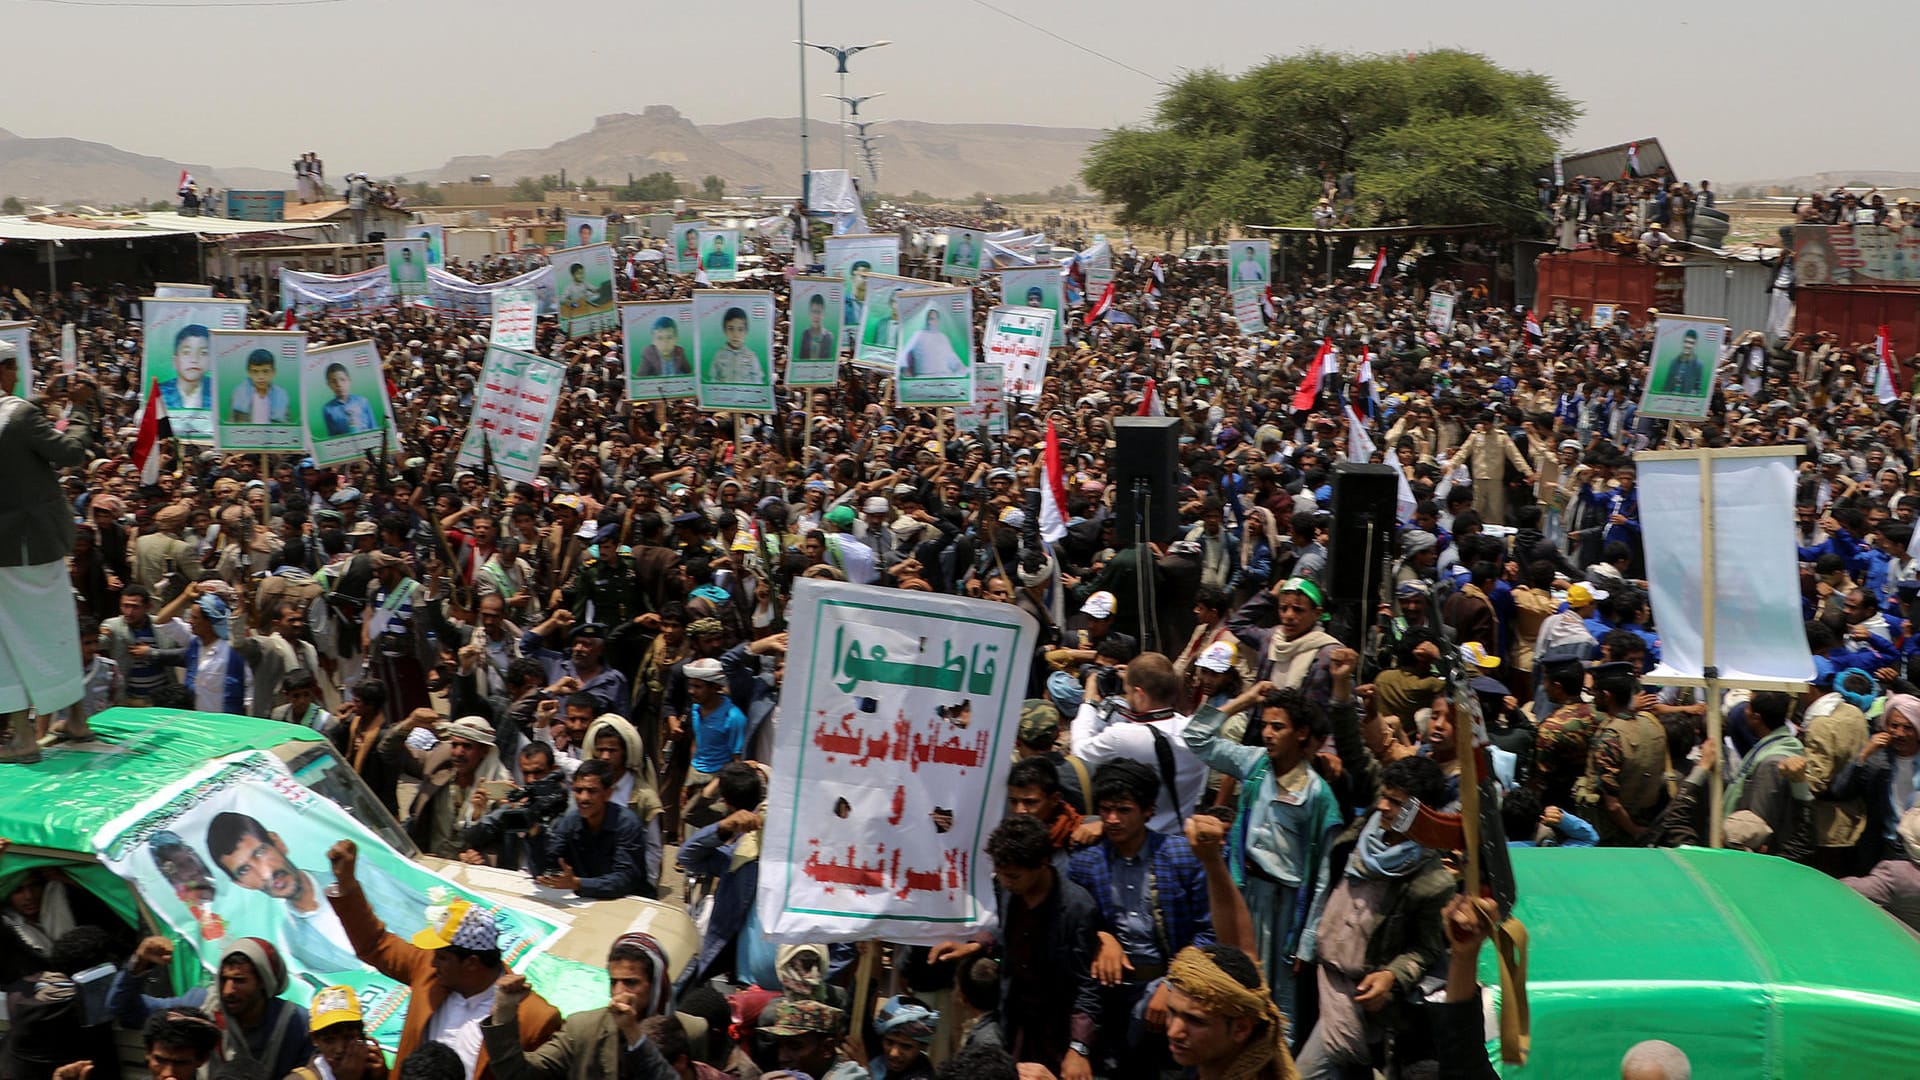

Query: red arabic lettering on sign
left=809, top=709, right=991, bottom=773
left=801, top=840, right=970, bottom=900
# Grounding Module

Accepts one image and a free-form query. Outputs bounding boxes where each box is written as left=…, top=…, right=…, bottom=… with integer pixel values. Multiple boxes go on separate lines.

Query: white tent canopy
left=0, top=213, right=330, bottom=242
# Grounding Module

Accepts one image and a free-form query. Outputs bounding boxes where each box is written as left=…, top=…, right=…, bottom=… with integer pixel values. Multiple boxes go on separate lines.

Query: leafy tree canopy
left=1082, top=49, right=1578, bottom=233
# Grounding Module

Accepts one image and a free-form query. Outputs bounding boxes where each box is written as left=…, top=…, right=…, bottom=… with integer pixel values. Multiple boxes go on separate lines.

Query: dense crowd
left=5, top=200, right=1920, bottom=1080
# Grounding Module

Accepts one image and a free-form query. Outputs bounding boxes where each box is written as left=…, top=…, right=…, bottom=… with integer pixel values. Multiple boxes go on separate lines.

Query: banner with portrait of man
left=406, top=225, right=445, bottom=267
left=1639, top=314, right=1726, bottom=422
left=303, top=340, right=396, bottom=466
left=996, top=265, right=1064, bottom=348
left=382, top=238, right=430, bottom=298
left=1227, top=240, right=1270, bottom=293
left=785, top=277, right=845, bottom=387
left=692, top=290, right=776, bottom=412
left=142, top=297, right=250, bottom=442
left=0, top=321, right=31, bottom=399
left=550, top=243, right=618, bottom=339
left=621, top=299, right=696, bottom=403
left=671, top=221, right=705, bottom=275
left=943, top=228, right=985, bottom=281
left=210, top=330, right=306, bottom=453
left=895, top=287, right=974, bottom=408
left=854, top=273, right=937, bottom=372
left=825, top=234, right=900, bottom=347
left=93, top=751, right=565, bottom=1054
left=697, top=228, right=741, bottom=283
left=565, top=214, right=607, bottom=250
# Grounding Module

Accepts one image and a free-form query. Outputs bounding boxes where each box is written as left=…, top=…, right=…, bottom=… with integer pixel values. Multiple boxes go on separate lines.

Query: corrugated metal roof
left=0, top=213, right=330, bottom=241
left=280, top=201, right=348, bottom=222
left=1243, top=222, right=1500, bottom=236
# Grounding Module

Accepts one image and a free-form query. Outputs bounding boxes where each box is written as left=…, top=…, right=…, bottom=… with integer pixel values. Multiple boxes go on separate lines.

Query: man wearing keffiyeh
left=1162, top=945, right=1299, bottom=1080
left=867, top=995, right=939, bottom=1080
left=483, top=932, right=677, bottom=1080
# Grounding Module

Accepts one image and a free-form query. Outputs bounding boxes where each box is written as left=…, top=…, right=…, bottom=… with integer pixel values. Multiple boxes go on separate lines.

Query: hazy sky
left=4, top=0, right=1908, bottom=184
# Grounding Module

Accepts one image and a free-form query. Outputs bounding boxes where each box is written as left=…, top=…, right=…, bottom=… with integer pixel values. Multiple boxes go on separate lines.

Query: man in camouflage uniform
left=1530, top=661, right=1593, bottom=809
left=563, top=533, right=641, bottom=626
left=762, top=997, right=869, bottom=1080
left=1581, top=661, right=1672, bottom=845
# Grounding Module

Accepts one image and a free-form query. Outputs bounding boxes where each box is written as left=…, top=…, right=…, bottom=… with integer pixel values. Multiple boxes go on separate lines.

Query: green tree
left=1082, top=49, right=1578, bottom=233
left=617, top=172, right=682, bottom=201
left=701, top=175, right=727, bottom=200
left=1, top=196, right=24, bottom=215
left=508, top=176, right=545, bottom=202
left=583, top=176, right=598, bottom=190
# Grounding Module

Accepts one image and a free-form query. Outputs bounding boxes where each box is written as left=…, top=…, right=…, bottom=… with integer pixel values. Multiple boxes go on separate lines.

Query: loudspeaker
left=1112, top=417, right=1180, bottom=545
left=367, top=231, right=387, bottom=243
left=1324, top=462, right=1399, bottom=641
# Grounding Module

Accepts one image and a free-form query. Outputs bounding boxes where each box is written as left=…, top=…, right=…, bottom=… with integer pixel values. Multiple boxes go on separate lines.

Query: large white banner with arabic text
left=759, top=580, right=1037, bottom=943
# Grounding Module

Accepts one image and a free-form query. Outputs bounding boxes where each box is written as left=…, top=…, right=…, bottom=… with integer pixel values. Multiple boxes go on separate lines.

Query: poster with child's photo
left=692, top=291, right=775, bottom=412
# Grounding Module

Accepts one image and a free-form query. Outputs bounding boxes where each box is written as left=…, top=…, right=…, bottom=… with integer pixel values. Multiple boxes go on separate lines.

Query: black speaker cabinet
left=1325, top=462, right=1399, bottom=629
left=1112, top=417, right=1180, bottom=545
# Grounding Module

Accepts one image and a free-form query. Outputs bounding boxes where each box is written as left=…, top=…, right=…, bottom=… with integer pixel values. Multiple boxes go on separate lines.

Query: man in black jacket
left=931, top=814, right=1102, bottom=1080
left=532, top=759, right=649, bottom=899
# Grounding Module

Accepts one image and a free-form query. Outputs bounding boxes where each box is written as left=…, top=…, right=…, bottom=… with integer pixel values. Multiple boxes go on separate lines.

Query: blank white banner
left=1639, top=452, right=1815, bottom=683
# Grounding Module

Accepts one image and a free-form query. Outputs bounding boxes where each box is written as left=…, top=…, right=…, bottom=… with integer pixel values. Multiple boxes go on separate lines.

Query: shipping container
left=1792, top=284, right=1920, bottom=355
left=1533, top=248, right=1685, bottom=326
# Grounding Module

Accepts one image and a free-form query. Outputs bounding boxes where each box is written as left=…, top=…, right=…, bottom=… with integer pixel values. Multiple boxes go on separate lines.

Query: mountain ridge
left=0, top=107, right=1105, bottom=207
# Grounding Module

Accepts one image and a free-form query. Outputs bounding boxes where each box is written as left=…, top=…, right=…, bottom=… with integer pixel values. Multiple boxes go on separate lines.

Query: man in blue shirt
left=532, top=758, right=650, bottom=899
left=1067, top=760, right=1211, bottom=1077
left=679, top=657, right=747, bottom=829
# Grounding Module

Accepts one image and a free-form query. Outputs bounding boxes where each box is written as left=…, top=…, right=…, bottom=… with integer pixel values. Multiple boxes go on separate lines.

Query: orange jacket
left=331, top=878, right=564, bottom=1078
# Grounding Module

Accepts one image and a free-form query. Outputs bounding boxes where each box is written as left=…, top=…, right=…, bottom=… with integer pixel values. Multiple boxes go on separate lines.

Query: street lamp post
left=822, top=93, right=884, bottom=171
left=801, top=39, right=891, bottom=169
left=797, top=1, right=809, bottom=192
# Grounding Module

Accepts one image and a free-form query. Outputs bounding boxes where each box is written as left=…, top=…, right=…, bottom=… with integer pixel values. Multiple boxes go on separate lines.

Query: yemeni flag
left=1137, top=377, right=1165, bottom=417
left=1524, top=309, right=1543, bottom=338
left=1038, top=419, right=1070, bottom=543
left=1356, top=346, right=1380, bottom=417
left=1367, top=248, right=1388, bottom=287
left=1084, top=279, right=1116, bottom=325
left=1626, top=142, right=1641, bottom=178
left=1876, top=325, right=1901, bottom=403
left=1261, top=285, right=1277, bottom=324
left=1292, top=338, right=1334, bottom=412
left=131, top=379, right=171, bottom=485
left=283, top=307, right=297, bottom=330
left=176, top=170, right=194, bottom=196
left=1144, top=259, right=1164, bottom=301
left=1344, top=403, right=1376, bottom=462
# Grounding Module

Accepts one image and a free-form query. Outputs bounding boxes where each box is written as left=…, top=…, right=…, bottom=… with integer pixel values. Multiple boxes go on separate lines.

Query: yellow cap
left=309, top=985, right=362, bottom=1032
left=1460, top=642, right=1501, bottom=670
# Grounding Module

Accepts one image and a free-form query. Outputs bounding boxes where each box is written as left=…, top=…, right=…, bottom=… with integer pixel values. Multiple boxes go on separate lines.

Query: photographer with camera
left=1068, top=651, right=1207, bottom=837
left=459, top=741, right=572, bottom=871
left=530, top=758, right=651, bottom=899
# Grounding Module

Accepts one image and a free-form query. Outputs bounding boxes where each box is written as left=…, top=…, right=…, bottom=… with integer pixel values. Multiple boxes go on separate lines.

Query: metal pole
left=1700, top=452, right=1723, bottom=848
left=798, top=0, right=810, bottom=189
left=839, top=72, right=848, bottom=170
